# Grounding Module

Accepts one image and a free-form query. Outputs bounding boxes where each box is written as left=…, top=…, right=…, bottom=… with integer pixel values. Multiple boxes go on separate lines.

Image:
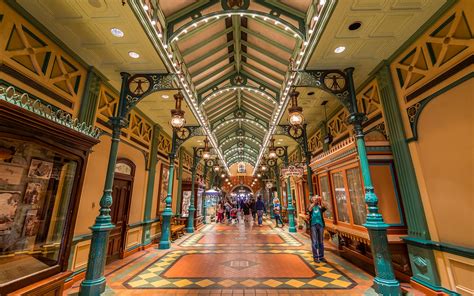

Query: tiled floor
left=66, top=219, right=378, bottom=295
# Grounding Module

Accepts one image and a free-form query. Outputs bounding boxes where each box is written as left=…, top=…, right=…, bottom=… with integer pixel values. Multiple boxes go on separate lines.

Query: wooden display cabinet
left=179, top=180, right=204, bottom=229
left=310, top=136, right=412, bottom=281
left=0, top=99, right=98, bottom=294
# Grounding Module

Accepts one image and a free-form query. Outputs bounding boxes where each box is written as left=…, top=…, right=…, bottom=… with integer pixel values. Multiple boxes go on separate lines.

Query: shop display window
left=0, top=136, right=78, bottom=287
left=319, top=176, right=333, bottom=220
left=346, top=168, right=366, bottom=225
left=332, top=172, right=350, bottom=223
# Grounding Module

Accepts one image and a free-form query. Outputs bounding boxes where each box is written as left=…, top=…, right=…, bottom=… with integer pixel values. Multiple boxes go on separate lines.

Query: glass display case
left=318, top=175, right=333, bottom=220
left=346, top=167, right=366, bottom=226
left=0, top=99, right=98, bottom=294
left=332, top=172, right=350, bottom=223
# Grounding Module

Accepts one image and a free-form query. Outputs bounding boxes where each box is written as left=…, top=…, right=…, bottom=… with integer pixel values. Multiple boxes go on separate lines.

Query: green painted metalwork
left=187, top=41, right=234, bottom=68
left=202, top=164, right=209, bottom=224
left=169, top=10, right=304, bottom=42
left=159, top=147, right=175, bottom=250
left=198, top=71, right=236, bottom=95
left=282, top=147, right=296, bottom=233
left=186, top=147, right=202, bottom=233
left=142, top=124, right=161, bottom=246
left=195, top=63, right=235, bottom=86
left=241, top=40, right=288, bottom=66
left=254, top=0, right=305, bottom=32
left=302, top=125, right=314, bottom=198
left=201, top=85, right=276, bottom=105
left=241, top=69, right=280, bottom=95
left=176, top=148, right=184, bottom=216
left=376, top=63, right=442, bottom=289
left=79, top=73, right=131, bottom=295
left=242, top=52, right=286, bottom=76
left=0, top=85, right=101, bottom=139
left=241, top=27, right=292, bottom=54
left=232, top=15, right=242, bottom=73
left=182, top=27, right=233, bottom=56
left=242, top=61, right=283, bottom=85
left=345, top=68, right=400, bottom=295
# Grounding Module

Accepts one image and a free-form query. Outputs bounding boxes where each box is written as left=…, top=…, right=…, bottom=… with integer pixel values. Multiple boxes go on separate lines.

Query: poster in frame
left=22, top=209, right=39, bottom=237
left=181, top=191, right=191, bottom=217
left=23, top=183, right=43, bottom=205
left=0, top=191, right=21, bottom=235
left=27, top=159, right=53, bottom=180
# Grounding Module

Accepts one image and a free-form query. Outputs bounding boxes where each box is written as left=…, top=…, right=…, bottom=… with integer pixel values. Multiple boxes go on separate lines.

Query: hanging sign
left=281, top=165, right=304, bottom=178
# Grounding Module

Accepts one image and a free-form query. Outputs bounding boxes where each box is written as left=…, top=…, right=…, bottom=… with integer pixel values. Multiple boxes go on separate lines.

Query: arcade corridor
left=0, top=0, right=472, bottom=295
left=65, top=220, right=377, bottom=295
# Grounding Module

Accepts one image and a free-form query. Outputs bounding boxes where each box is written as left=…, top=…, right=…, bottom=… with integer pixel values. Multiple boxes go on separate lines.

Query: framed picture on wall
left=157, top=163, right=170, bottom=214
left=0, top=191, right=21, bottom=235
left=23, top=183, right=43, bottom=205
left=181, top=191, right=191, bottom=217
left=28, top=159, right=53, bottom=180
left=22, top=209, right=39, bottom=237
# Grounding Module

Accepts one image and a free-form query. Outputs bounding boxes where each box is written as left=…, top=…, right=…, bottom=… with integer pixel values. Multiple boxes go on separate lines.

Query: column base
left=374, top=277, right=401, bottom=296
left=288, top=226, right=297, bottom=233
left=159, top=240, right=171, bottom=249
left=186, top=227, right=194, bottom=233
left=79, top=276, right=106, bottom=296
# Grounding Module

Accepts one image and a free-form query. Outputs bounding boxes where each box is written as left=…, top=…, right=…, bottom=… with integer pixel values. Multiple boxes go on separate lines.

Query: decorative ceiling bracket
left=122, top=72, right=179, bottom=116
left=294, top=69, right=352, bottom=111
left=172, top=125, right=206, bottom=156
left=254, top=0, right=306, bottom=37
left=274, top=124, right=306, bottom=148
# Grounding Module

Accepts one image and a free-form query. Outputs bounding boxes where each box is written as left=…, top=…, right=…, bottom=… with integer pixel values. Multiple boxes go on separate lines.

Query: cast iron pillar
left=274, top=165, right=282, bottom=219
left=142, top=124, right=160, bottom=245
left=202, top=164, right=209, bottom=224
left=79, top=73, right=130, bottom=296
left=302, top=125, right=314, bottom=198
left=345, top=67, right=401, bottom=295
left=283, top=148, right=296, bottom=233
left=186, top=150, right=199, bottom=233
left=159, top=134, right=177, bottom=249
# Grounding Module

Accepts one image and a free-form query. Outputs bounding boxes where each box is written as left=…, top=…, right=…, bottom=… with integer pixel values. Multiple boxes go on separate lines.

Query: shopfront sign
left=281, top=165, right=304, bottom=177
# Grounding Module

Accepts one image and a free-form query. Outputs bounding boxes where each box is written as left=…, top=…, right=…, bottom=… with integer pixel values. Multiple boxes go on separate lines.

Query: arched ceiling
left=157, top=0, right=315, bottom=170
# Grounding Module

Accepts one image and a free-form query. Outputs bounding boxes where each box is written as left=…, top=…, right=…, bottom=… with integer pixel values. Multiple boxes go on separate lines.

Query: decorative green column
left=345, top=67, right=401, bottom=295
left=186, top=150, right=199, bottom=233
left=159, top=133, right=177, bottom=250
left=142, top=125, right=161, bottom=245
left=176, top=148, right=184, bottom=216
left=202, top=164, right=209, bottom=224
left=79, top=73, right=130, bottom=296
left=376, top=63, right=442, bottom=290
left=283, top=148, right=296, bottom=233
left=302, top=124, right=314, bottom=199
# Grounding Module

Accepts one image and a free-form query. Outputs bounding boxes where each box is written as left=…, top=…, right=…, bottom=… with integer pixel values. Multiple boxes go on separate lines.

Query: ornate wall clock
left=206, top=159, right=215, bottom=167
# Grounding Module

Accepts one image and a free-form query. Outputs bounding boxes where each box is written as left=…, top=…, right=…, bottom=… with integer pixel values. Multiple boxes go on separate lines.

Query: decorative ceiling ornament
left=221, top=0, right=250, bottom=10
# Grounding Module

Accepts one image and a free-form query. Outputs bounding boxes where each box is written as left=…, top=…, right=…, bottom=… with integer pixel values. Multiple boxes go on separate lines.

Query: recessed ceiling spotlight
left=110, top=28, right=124, bottom=37
left=161, top=95, right=169, bottom=99
left=334, top=46, right=346, bottom=54
left=348, top=21, right=362, bottom=31
left=128, top=51, right=140, bottom=59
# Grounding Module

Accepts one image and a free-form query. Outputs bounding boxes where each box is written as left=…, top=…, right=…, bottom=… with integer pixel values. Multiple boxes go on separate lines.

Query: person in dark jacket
left=255, top=196, right=266, bottom=226
left=250, top=198, right=257, bottom=224
left=308, top=195, right=327, bottom=263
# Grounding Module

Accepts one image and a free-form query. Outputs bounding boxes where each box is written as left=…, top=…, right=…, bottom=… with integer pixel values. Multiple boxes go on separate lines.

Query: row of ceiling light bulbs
left=202, top=87, right=276, bottom=106
left=252, top=0, right=329, bottom=175
left=214, top=119, right=267, bottom=132
left=138, top=1, right=231, bottom=174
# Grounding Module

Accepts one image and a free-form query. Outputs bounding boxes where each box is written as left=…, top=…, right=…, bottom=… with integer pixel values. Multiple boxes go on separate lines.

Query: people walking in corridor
left=308, top=195, right=327, bottom=263
left=242, top=200, right=251, bottom=222
left=255, top=196, right=266, bottom=226
left=250, top=198, right=257, bottom=224
left=273, top=197, right=284, bottom=227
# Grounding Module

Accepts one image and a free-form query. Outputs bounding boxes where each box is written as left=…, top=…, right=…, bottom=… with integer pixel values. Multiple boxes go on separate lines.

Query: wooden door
left=106, top=177, right=131, bottom=263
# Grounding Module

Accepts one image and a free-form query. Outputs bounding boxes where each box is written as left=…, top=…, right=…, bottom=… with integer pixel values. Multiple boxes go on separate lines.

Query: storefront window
left=0, top=136, right=77, bottom=287
left=319, top=176, right=333, bottom=219
left=332, top=172, right=350, bottom=223
left=347, top=168, right=367, bottom=225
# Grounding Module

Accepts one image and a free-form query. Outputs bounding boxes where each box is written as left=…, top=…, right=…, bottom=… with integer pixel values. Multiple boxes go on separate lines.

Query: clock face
left=267, top=159, right=276, bottom=167
left=196, top=148, right=204, bottom=158
left=206, top=160, right=214, bottom=167
left=129, top=75, right=151, bottom=96
left=289, top=126, right=303, bottom=138
left=275, top=147, right=285, bottom=157
left=323, top=71, right=347, bottom=93
left=176, top=127, right=190, bottom=140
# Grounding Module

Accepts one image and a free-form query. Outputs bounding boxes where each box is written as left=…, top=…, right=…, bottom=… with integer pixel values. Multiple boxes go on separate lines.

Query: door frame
left=113, top=158, right=135, bottom=259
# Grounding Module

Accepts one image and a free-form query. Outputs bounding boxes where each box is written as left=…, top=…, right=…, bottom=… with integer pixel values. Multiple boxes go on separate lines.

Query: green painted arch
left=201, top=85, right=276, bottom=105
left=227, top=154, right=256, bottom=165
left=227, top=160, right=255, bottom=167
left=223, top=146, right=259, bottom=158
left=169, top=10, right=305, bottom=43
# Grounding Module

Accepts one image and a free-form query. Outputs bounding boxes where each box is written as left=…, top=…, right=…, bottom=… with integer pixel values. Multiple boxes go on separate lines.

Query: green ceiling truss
left=164, top=0, right=309, bottom=167
left=200, top=85, right=276, bottom=105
